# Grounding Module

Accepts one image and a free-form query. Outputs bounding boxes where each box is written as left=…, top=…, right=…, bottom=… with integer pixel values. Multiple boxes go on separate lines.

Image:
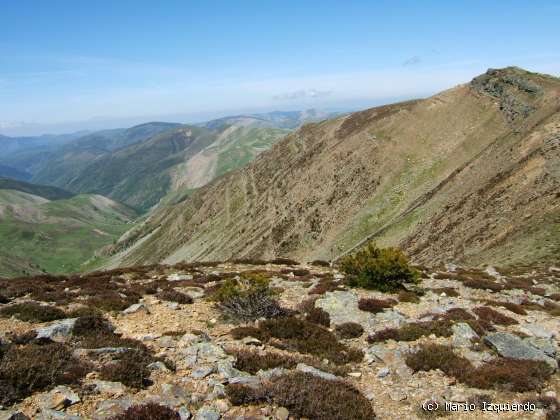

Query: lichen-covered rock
left=35, top=318, right=77, bottom=342
left=484, top=332, right=557, bottom=369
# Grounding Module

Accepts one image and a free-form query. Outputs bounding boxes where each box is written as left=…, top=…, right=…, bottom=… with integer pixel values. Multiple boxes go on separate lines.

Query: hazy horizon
left=2, top=1, right=559, bottom=136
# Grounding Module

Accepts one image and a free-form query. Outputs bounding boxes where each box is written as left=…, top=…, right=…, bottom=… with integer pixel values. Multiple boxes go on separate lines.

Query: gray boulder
left=484, top=332, right=557, bottom=369
left=35, top=318, right=77, bottom=342
left=122, top=303, right=149, bottom=314
left=452, top=323, right=479, bottom=347
left=296, top=363, right=338, bottom=381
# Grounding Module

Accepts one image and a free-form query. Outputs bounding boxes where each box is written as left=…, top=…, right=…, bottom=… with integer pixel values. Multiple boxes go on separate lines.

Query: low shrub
left=269, top=372, right=374, bottom=420
left=233, top=317, right=362, bottom=365
left=72, top=314, right=147, bottom=351
left=225, top=383, right=270, bottom=405
left=108, top=403, right=180, bottom=420
left=99, top=349, right=154, bottom=389
left=358, top=297, right=397, bottom=313
left=473, top=306, right=518, bottom=326
left=406, top=344, right=470, bottom=378
left=462, top=278, right=503, bottom=292
left=0, top=302, right=67, bottom=323
left=213, top=274, right=287, bottom=321
left=297, top=296, right=319, bottom=314
left=218, top=290, right=286, bottom=322
left=339, top=244, right=420, bottom=292
left=305, top=307, right=330, bottom=327
left=368, top=320, right=453, bottom=343
left=0, top=343, right=89, bottom=406
left=157, top=289, right=193, bottom=304
left=308, top=277, right=342, bottom=295
left=269, top=258, right=300, bottom=266
left=232, top=349, right=298, bottom=373
left=292, top=269, right=311, bottom=277
left=310, top=260, right=330, bottom=267
left=398, top=290, right=421, bottom=303
left=482, top=300, right=527, bottom=315
left=335, top=322, right=364, bottom=339
left=230, top=326, right=263, bottom=340
left=0, top=294, right=10, bottom=304
left=406, top=344, right=553, bottom=392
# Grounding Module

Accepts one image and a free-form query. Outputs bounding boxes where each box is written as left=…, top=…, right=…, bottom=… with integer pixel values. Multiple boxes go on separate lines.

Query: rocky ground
left=1, top=261, right=560, bottom=419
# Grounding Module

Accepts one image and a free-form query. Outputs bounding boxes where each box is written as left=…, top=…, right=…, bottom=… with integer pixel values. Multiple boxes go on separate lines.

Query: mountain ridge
left=104, top=67, right=560, bottom=268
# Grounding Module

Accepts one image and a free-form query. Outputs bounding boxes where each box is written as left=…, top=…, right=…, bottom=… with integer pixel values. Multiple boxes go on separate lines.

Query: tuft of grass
left=358, top=297, right=397, bottom=313
left=0, top=302, right=67, bottom=323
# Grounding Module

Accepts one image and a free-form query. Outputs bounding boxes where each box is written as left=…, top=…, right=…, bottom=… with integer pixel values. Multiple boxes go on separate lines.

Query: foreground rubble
left=1, top=262, right=559, bottom=419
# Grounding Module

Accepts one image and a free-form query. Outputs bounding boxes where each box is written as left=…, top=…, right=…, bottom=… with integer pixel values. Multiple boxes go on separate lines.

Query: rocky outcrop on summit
left=106, top=67, right=560, bottom=267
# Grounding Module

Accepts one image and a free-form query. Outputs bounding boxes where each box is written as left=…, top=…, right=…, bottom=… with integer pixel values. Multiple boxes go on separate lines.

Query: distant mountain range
left=0, top=110, right=338, bottom=212
left=0, top=109, right=339, bottom=276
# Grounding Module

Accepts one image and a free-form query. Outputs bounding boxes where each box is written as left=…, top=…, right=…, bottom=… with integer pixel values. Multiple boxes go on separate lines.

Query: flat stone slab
left=315, top=291, right=377, bottom=331
left=484, top=332, right=557, bottom=369
left=35, top=318, right=77, bottom=341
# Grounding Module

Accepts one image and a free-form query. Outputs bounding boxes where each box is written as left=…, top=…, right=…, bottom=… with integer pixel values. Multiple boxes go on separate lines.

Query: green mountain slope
left=0, top=188, right=136, bottom=277
left=104, top=67, right=560, bottom=269
left=0, top=177, right=74, bottom=200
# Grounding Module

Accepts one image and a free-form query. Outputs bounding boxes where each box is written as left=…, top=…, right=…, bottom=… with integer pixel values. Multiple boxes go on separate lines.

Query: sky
left=1, top=0, right=559, bottom=136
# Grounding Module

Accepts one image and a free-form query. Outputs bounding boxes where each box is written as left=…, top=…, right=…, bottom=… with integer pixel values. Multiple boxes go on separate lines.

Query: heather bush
left=339, top=244, right=420, bottom=291
left=213, top=274, right=286, bottom=321
left=108, top=403, right=180, bottom=420
left=335, top=322, right=364, bottom=339
left=0, top=343, right=89, bottom=406
left=0, top=302, right=67, bottom=323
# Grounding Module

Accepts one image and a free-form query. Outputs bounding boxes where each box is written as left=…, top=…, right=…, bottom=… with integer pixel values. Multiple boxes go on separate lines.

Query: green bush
left=339, top=244, right=420, bottom=292
left=211, top=274, right=271, bottom=302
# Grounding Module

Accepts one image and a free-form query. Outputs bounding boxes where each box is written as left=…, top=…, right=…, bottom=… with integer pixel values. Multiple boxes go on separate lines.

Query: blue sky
left=1, top=0, right=559, bottom=135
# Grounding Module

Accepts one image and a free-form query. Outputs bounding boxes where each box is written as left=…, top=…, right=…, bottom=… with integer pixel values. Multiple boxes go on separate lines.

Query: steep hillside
left=33, top=121, right=289, bottom=212
left=0, top=188, right=136, bottom=277
left=106, top=67, right=560, bottom=268
left=0, top=165, right=31, bottom=181
left=0, top=177, right=74, bottom=200
left=29, top=122, right=183, bottom=185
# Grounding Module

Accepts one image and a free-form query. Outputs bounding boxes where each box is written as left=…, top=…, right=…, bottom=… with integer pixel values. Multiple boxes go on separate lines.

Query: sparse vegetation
left=398, top=290, right=421, bottom=303
left=335, top=322, right=364, bottom=339
left=0, top=302, right=67, bottom=322
left=99, top=349, right=154, bottom=389
left=368, top=320, right=453, bottom=343
left=212, top=274, right=287, bottom=321
left=226, top=372, right=374, bottom=419
left=358, top=297, right=397, bottom=313
left=339, top=244, right=420, bottom=292
left=157, top=289, right=193, bottom=304
left=231, top=316, right=362, bottom=364
left=0, top=343, right=90, bottom=406
left=473, top=306, right=518, bottom=326
left=406, top=344, right=553, bottom=392
left=108, top=403, right=180, bottom=420
left=305, top=307, right=330, bottom=326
